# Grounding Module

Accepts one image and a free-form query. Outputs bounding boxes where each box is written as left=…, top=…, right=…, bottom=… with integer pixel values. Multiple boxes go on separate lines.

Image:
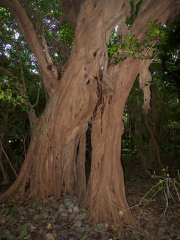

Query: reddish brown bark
left=82, top=60, right=141, bottom=226
left=0, top=0, right=178, bottom=228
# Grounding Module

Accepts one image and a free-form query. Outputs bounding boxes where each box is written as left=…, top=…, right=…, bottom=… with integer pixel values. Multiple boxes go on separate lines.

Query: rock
left=73, top=206, right=80, bottom=213
left=36, top=203, right=43, bottom=210
left=59, top=207, right=66, bottom=213
left=32, top=202, right=37, bottom=208
left=20, top=229, right=28, bottom=238
left=1, top=229, right=16, bottom=240
left=33, top=211, right=49, bottom=220
left=157, top=227, right=166, bottom=233
left=75, top=227, right=85, bottom=234
left=54, top=219, right=65, bottom=226
left=0, top=207, right=10, bottom=214
left=49, top=195, right=56, bottom=201
left=74, top=220, right=83, bottom=227
left=59, top=203, right=65, bottom=208
left=67, top=203, right=74, bottom=209
left=45, top=233, right=55, bottom=240
left=53, top=211, right=60, bottom=219
left=28, top=208, right=35, bottom=213
left=58, top=204, right=66, bottom=212
left=157, top=234, right=169, bottom=239
left=97, top=223, right=104, bottom=230
left=6, top=233, right=17, bottom=240
left=75, top=232, right=83, bottom=238
left=93, top=224, right=98, bottom=231
left=80, top=234, right=89, bottom=240
left=61, top=212, right=68, bottom=217
left=116, top=231, right=122, bottom=238
left=40, top=211, right=49, bottom=218
left=11, top=206, right=19, bottom=213
left=22, top=222, right=32, bottom=228
left=30, top=225, right=36, bottom=230
left=64, top=200, right=73, bottom=207
left=60, top=230, right=70, bottom=238
left=9, top=217, right=18, bottom=225
left=0, top=216, right=6, bottom=224
left=0, top=233, right=5, bottom=239
left=49, top=206, right=57, bottom=212
left=2, top=229, right=11, bottom=235
left=18, top=206, right=25, bottom=212
left=69, top=212, right=78, bottom=219
left=84, top=225, right=91, bottom=230
left=74, top=212, right=87, bottom=221
left=72, top=197, right=78, bottom=203
left=64, top=197, right=71, bottom=203
left=15, top=226, right=23, bottom=233
left=52, top=232, right=58, bottom=238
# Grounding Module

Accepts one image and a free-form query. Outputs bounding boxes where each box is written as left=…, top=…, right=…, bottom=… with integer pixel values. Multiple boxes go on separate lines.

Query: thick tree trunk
left=83, top=60, right=140, bottom=226
left=0, top=0, right=177, bottom=228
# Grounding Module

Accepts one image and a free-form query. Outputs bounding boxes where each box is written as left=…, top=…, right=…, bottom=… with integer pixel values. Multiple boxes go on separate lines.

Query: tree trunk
left=0, top=158, right=9, bottom=185
left=83, top=60, right=140, bottom=226
left=0, top=0, right=177, bottom=228
left=0, top=133, right=9, bottom=185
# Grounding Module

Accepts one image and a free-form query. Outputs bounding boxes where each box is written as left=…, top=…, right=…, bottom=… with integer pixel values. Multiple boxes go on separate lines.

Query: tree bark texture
left=0, top=0, right=177, bottom=227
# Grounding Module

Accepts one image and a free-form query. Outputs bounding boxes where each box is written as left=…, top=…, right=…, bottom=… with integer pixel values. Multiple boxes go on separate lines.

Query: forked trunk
left=0, top=0, right=177, bottom=228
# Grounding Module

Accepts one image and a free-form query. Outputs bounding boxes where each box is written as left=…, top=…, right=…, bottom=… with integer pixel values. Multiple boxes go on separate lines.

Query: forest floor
left=122, top=153, right=180, bottom=240
left=0, top=154, right=180, bottom=240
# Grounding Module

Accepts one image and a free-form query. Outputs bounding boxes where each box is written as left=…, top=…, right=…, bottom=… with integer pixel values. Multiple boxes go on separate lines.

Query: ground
left=0, top=153, right=180, bottom=240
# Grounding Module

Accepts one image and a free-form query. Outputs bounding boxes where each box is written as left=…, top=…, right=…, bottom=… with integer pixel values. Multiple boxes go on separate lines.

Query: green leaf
left=128, top=34, right=134, bottom=40
left=124, top=38, right=130, bottom=44
left=145, top=170, right=151, bottom=176
left=159, top=179, right=164, bottom=184
left=160, top=30, right=166, bottom=37
left=24, top=235, right=30, bottom=239
left=155, top=29, right=160, bottom=35
left=152, top=19, right=158, bottom=24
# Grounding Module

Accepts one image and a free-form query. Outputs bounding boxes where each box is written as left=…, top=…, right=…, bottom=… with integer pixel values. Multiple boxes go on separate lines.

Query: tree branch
left=0, top=138, right=18, bottom=178
left=0, top=0, right=58, bottom=96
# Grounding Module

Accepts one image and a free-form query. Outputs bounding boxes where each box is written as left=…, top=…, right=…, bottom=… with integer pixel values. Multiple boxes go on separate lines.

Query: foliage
left=121, top=15, right=180, bottom=170
left=108, top=20, right=168, bottom=64
left=19, top=0, right=75, bottom=65
left=123, top=73, right=180, bottom=169
left=0, top=78, right=26, bottom=107
left=126, top=0, right=143, bottom=27
left=159, top=14, right=180, bottom=93
left=0, top=0, right=76, bottom=181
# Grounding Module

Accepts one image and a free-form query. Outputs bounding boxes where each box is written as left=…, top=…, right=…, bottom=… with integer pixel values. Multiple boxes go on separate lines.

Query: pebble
left=69, top=212, right=78, bottom=219
left=75, top=227, right=85, bottom=233
left=73, top=206, right=80, bottom=212
left=74, top=220, right=83, bottom=227
left=45, top=233, right=55, bottom=240
left=80, top=234, right=89, bottom=240
left=0, top=216, right=6, bottom=224
left=75, top=232, right=83, bottom=238
left=0, top=195, right=112, bottom=240
left=1, top=194, right=175, bottom=240
left=60, top=230, right=70, bottom=238
left=74, top=212, right=87, bottom=221
left=61, top=212, right=68, bottom=217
